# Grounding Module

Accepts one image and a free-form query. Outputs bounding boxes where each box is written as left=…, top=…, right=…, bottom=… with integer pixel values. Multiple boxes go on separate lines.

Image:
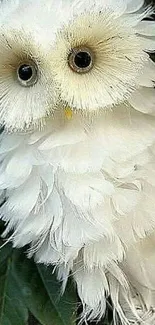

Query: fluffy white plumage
left=0, top=0, right=155, bottom=324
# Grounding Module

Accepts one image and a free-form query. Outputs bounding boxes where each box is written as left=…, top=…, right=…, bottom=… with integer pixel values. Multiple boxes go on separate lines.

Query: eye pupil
left=17, top=62, right=38, bottom=87
left=18, top=64, right=33, bottom=81
left=74, top=51, right=92, bottom=69
left=68, top=47, right=94, bottom=74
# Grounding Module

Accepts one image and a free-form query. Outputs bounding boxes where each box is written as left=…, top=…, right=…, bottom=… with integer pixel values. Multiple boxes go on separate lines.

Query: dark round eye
left=18, top=65, right=33, bottom=81
left=17, top=62, right=38, bottom=87
left=68, top=47, right=94, bottom=74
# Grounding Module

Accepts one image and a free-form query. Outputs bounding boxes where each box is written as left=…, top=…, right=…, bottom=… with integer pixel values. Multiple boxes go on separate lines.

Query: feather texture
left=0, top=0, right=155, bottom=324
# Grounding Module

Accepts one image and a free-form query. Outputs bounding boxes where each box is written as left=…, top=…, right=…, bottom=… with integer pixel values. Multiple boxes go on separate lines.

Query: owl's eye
left=17, top=62, right=38, bottom=87
left=68, top=47, right=94, bottom=74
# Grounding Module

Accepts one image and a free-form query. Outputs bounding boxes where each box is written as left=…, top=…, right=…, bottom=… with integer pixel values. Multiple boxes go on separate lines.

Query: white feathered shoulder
left=0, top=0, right=155, bottom=324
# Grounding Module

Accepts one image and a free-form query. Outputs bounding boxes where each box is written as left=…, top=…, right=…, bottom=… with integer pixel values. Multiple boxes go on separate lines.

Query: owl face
left=0, top=0, right=153, bottom=131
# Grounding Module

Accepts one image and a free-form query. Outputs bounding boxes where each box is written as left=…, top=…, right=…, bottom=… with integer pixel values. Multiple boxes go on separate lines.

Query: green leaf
left=0, top=217, right=78, bottom=325
left=38, top=264, right=77, bottom=325
left=11, top=250, right=77, bottom=325
left=0, top=242, right=12, bottom=266
left=0, top=246, right=29, bottom=325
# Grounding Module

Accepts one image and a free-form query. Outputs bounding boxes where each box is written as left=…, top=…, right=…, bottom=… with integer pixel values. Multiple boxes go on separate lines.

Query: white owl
left=0, top=0, right=155, bottom=324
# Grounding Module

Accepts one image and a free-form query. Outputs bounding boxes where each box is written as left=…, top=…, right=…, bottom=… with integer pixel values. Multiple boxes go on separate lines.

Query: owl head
left=0, top=0, right=154, bottom=131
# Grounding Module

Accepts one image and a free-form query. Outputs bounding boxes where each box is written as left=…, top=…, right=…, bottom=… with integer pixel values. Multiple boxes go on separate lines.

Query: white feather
left=128, top=87, right=155, bottom=115
left=136, top=59, right=155, bottom=87
left=125, top=0, right=144, bottom=13
left=59, top=172, right=114, bottom=210
left=0, top=0, right=155, bottom=324
left=136, top=21, right=155, bottom=37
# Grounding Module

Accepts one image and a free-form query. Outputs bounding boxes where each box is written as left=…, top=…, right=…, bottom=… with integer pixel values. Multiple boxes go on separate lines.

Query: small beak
left=64, top=107, right=73, bottom=120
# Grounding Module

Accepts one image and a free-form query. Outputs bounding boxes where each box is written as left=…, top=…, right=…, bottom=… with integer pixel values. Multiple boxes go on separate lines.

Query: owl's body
left=0, top=0, right=155, bottom=324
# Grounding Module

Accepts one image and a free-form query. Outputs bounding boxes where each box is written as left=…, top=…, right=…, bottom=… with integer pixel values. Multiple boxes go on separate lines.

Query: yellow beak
left=64, top=107, right=73, bottom=120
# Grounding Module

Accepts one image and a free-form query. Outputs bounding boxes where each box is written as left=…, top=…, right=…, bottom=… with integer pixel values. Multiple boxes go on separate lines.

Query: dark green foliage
left=0, top=221, right=114, bottom=325
left=0, top=222, right=77, bottom=325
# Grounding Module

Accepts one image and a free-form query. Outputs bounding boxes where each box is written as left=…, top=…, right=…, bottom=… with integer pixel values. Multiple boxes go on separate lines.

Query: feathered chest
left=0, top=107, right=155, bottom=268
